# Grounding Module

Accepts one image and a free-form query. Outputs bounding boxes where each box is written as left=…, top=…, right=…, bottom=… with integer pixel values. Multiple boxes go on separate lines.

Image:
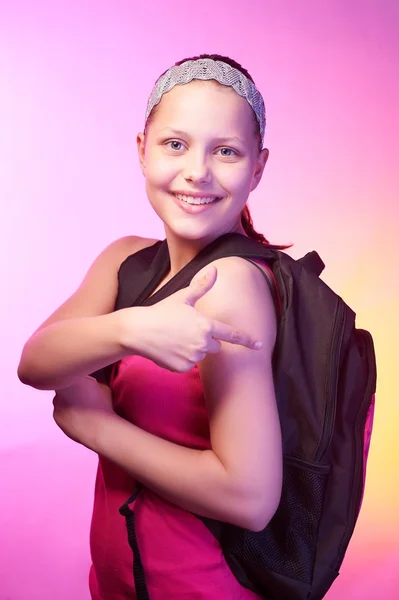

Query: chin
left=169, top=220, right=224, bottom=241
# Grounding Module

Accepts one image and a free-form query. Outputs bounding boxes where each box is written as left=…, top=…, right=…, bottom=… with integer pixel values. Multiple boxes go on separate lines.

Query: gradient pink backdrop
left=1, top=1, right=398, bottom=598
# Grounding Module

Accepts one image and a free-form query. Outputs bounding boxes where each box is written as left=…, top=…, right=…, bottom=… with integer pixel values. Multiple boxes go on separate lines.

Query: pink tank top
left=89, top=355, right=261, bottom=600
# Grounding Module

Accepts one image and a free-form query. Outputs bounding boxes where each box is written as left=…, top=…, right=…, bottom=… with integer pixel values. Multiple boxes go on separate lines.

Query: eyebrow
left=158, top=128, right=246, bottom=145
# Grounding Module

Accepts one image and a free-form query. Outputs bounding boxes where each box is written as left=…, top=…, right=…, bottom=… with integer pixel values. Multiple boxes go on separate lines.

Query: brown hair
left=145, top=53, right=290, bottom=249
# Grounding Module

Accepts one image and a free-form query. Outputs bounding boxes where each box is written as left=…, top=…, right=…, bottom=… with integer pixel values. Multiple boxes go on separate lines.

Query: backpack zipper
left=314, top=301, right=346, bottom=462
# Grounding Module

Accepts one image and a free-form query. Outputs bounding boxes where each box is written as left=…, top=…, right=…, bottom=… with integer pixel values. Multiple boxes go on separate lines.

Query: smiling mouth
left=173, top=193, right=222, bottom=205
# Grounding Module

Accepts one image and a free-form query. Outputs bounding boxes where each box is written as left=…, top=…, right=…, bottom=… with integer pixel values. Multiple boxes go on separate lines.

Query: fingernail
left=254, top=341, right=263, bottom=350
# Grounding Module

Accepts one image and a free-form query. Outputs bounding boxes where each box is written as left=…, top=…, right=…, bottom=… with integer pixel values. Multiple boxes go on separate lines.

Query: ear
left=250, top=148, right=269, bottom=192
left=137, top=132, right=146, bottom=176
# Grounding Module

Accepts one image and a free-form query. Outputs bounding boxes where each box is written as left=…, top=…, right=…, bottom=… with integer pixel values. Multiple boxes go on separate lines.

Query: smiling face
left=137, top=80, right=269, bottom=246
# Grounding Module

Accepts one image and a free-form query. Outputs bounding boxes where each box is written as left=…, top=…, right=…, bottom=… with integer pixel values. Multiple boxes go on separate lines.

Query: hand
left=53, top=375, right=114, bottom=449
left=121, top=266, right=263, bottom=373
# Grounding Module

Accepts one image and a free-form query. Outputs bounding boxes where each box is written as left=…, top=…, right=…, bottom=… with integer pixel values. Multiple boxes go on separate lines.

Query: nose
left=183, top=149, right=211, bottom=185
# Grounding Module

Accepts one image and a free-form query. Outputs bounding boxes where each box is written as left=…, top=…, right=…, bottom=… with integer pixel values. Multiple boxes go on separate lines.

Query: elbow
left=217, top=468, right=282, bottom=532
left=17, top=345, right=36, bottom=387
left=241, top=501, right=279, bottom=533
left=18, top=360, right=74, bottom=391
left=234, top=484, right=282, bottom=532
left=17, top=363, right=40, bottom=389
left=17, top=336, right=48, bottom=389
left=245, top=509, right=278, bottom=533
left=17, top=359, right=32, bottom=386
left=17, top=358, right=51, bottom=390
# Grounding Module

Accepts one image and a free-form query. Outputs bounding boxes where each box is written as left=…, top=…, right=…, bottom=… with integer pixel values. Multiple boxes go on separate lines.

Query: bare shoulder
left=195, top=255, right=275, bottom=312
left=36, top=235, right=159, bottom=331
left=195, top=256, right=277, bottom=354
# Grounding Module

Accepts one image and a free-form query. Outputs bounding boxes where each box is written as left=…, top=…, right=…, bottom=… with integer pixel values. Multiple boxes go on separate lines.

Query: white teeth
left=175, top=194, right=217, bottom=205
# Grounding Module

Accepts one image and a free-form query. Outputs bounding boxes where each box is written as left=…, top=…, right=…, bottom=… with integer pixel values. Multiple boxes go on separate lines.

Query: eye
left=217, top=147, right=238, bottom=157
left=165, top=140, right=185, bottom=151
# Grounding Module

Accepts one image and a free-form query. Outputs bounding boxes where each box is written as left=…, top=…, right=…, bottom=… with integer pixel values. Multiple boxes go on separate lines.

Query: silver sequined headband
left=145, top=58, right=266, bottom=148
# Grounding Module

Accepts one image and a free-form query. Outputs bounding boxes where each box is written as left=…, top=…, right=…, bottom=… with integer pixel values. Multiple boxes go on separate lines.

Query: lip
left=170, top=192, right=222, bottom=214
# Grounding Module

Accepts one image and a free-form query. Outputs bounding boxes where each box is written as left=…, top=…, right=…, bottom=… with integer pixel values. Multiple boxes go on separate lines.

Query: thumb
left=184, top=266, right=218, bottom=306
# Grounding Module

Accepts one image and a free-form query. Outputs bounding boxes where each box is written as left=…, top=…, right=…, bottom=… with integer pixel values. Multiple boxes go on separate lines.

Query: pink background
left=1, top=1, right=398, bottom=598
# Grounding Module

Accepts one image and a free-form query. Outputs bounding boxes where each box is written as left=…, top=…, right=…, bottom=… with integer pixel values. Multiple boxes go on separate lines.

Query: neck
left=164, top=220, right=247, bottom=276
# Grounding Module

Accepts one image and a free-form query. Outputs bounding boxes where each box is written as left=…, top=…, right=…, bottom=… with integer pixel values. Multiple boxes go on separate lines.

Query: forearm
left=18, top=310, right=134, bottom=390
left=93, top=413, right=262, bottom=530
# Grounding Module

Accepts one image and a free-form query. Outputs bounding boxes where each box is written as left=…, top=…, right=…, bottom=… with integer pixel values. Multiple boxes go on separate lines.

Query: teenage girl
left=18, top=54, right=283, bottom=599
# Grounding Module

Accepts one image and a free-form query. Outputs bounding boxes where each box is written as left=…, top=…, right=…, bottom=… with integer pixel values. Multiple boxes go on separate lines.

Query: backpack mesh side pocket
left=226, top=458, right=330, bottom=585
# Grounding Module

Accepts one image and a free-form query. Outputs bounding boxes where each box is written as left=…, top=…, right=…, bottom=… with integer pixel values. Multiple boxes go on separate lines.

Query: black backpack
left=93, top=232, right=377, bottom=600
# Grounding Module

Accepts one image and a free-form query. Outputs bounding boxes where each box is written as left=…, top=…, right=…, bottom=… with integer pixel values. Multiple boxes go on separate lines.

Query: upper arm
left=34, top=236, right=158, bottom=332
left=196, top=257, right=282, bottom=525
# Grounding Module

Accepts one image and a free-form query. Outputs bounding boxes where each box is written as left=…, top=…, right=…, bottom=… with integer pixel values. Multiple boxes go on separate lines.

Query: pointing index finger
left=211, top=320, right=263, bottom=350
